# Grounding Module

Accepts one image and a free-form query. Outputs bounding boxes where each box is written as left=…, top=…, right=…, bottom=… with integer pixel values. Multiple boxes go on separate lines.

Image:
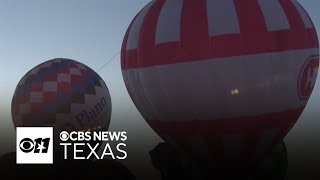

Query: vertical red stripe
left=180, top=0, right=210, bottom=61
left=121, top=15, right=137, bottom=70
left=234, top=0, right=269, bottom=54
left=137, top=0, right=165, bottom=67
left=306, top=27, right=319, bottom=48
left=279, top=0, right=307, bottom=49
left=280, top=0, right=307, bottom=32
left=304, top=11, right=318, bottom=48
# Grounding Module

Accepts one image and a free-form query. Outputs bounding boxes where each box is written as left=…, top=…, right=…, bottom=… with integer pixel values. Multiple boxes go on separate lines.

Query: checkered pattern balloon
left=11, top=58, right=111, bottom=133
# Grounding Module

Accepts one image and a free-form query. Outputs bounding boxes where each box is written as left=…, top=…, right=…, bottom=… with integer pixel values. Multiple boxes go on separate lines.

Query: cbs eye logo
left=19, top=138, right=50, bottom=153
left=16, top=127, right=53, bottom=164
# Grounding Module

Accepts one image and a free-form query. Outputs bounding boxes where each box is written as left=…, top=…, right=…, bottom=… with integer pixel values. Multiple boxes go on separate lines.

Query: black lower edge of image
left=0, top=141, right=288, bottom=180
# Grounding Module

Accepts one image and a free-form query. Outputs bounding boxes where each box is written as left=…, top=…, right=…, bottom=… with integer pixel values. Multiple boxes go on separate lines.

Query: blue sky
left=0, top=0, right=319, bottom=179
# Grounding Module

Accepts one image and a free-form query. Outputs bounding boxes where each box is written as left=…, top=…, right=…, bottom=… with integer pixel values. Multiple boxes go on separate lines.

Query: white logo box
left=16, top=127, right=53, bottom=164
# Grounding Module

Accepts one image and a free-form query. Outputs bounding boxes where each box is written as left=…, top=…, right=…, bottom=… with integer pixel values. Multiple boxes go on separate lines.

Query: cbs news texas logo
left=16, top=127, right=53, bottom=164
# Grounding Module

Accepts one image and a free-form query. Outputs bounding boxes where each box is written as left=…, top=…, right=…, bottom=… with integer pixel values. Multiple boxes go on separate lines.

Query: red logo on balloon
left=298, top=55, right=319, bottom=100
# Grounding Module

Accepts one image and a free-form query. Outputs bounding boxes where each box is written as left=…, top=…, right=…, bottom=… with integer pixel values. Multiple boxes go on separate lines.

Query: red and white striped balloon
left=121, top=0, right=319, bottom=174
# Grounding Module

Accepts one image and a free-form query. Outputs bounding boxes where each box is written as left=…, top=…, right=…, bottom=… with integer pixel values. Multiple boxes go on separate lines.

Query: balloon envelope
left=121, top=0, right=319, bottom=174
left=11, top=58, right=112, bottom=136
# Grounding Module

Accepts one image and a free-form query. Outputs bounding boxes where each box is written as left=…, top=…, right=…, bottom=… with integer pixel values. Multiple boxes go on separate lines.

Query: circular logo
left=60, top=131, right=69, bottom=141
left=298, top=55, right=319, bottom=100
left=19, top=138, right=35, bottom=153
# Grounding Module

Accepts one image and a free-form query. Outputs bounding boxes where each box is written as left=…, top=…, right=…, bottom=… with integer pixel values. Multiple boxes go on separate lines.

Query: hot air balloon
left=121, top=0, right=319, bottom=177
left=11, top=58, right=112, bottom=142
